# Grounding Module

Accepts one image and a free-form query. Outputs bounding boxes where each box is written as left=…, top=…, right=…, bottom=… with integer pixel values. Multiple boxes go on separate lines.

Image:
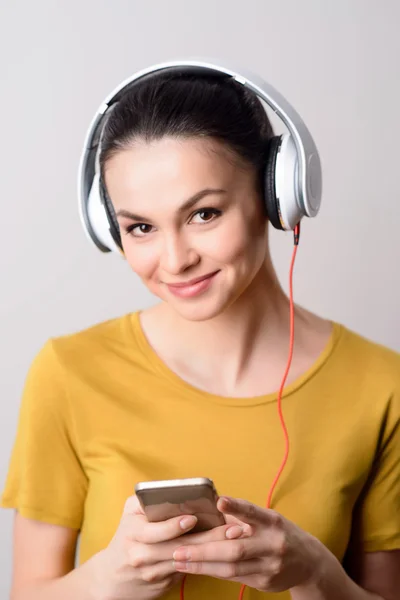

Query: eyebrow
left=115, top=188, right=227, bottom=222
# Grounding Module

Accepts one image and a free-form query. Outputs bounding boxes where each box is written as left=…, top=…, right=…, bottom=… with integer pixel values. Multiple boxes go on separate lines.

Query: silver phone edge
left=134, top=477, right=215, bottom=494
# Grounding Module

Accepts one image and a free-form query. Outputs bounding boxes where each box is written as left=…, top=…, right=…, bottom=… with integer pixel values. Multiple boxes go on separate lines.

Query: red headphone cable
left=181, top=223, right=301, bottom=600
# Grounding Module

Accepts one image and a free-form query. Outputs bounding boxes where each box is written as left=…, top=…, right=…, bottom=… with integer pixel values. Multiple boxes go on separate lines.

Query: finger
left=182, top=522, right=245, bottom=546
left=224, top=515, right=254, bottom=537
left=135, top=514, right=198, bottom=544
left=224, top=514, right=248, bottom=527
left=140, top=559, right=183, bottom=583
left=173, top=558, right=263, bottom=579
left=218, top=497, right=280, bottom=527
left=145, top=522, right=245, bottom=563
left=224, top=525, right=247, bottom=540
left=123, top=494, right=145, bottom=516
left=173, top=538, right=266, bottom=563
left=128, top=521, right=246, bottom=567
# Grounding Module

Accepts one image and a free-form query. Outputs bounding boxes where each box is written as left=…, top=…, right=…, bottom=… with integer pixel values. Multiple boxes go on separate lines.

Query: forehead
left=104, top=137, right=253, bottom=209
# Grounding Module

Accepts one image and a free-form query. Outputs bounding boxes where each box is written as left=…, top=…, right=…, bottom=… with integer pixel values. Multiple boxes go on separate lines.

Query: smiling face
left=104, top=136, right=270, bottom=321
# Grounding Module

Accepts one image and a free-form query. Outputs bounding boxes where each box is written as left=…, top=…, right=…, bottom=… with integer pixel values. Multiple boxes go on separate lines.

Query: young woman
left=2, top=67, right=399, bottom=600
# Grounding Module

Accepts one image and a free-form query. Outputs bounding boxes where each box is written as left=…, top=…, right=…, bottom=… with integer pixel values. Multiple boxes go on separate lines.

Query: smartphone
left=135, top=477, right=226, bottom=533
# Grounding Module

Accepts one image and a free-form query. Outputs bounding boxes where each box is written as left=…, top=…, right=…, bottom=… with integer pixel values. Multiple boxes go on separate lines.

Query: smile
left=165, top=271, right=220, bottom=298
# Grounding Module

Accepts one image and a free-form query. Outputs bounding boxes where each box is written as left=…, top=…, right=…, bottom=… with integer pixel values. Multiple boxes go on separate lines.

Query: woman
left=1, top=68, right=399, bottom=600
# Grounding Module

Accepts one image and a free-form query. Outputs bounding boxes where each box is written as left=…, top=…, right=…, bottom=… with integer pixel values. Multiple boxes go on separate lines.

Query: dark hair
left=99, top=72, right=274, bottom=186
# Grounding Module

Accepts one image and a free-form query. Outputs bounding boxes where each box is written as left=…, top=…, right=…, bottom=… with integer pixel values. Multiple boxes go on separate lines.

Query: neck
left=157, top=259, right=291, bottom=383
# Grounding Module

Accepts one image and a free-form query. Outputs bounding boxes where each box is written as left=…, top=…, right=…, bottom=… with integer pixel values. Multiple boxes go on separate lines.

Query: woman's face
left=104, top=137, right=269, bottom=321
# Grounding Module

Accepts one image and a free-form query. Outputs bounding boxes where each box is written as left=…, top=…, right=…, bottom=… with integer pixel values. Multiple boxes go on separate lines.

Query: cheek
left=206, top=215, right=266, bottom=265
left=123, top=243, right=160, bottom=280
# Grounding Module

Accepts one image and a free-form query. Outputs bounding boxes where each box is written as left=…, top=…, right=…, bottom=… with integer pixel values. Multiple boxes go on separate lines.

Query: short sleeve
left=0, top=340, right=88, bottom=529
left=357, top=392, right=400, bottom=552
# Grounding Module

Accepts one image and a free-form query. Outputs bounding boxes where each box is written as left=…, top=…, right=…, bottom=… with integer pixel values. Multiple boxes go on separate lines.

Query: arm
left=291, top=384, right=400, bottom=600
left=172, top=497, right=400, bottom=600
left=11, top=512, right=98, bottom=600
left=10, top=497, right=241, bottom=600
left=290, top=546, right=400, bottom=600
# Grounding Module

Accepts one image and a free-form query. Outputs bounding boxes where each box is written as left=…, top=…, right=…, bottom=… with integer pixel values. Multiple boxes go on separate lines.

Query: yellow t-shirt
left=2, top=312, right=400, bottom=599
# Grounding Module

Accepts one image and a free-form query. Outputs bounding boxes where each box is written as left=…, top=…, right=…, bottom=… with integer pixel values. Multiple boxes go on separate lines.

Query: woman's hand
left=172, top=496, right=325, bottom=594
left=89, top=494, right=245, bottom=600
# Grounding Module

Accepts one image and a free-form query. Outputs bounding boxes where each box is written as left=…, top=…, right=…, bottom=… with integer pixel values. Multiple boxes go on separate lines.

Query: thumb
left=217, top=496, right=274, bottom=526
left=123, top=494, right=145, bottom=516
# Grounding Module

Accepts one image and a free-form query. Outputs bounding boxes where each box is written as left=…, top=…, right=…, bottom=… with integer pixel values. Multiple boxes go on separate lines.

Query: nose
left=160, top=231, right=200, bottom=275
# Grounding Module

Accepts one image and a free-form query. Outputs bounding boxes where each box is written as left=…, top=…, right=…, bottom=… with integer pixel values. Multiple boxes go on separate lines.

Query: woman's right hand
left=89, top=494, right=245, bottom=600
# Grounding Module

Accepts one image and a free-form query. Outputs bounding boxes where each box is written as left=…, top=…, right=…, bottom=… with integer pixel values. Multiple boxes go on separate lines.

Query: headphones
left=78, top=58, right=322, bottom=254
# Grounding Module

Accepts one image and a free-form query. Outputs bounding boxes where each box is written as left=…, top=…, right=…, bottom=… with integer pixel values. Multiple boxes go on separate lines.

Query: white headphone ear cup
left=87, top=173, right=121, bottom=253
left=274, top=134, right=303, bottom=230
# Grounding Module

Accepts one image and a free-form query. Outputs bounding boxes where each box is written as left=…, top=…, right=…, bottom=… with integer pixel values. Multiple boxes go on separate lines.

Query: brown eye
left=190, top=208, right=222, bottom=224
left=199, top=211, right=214, bottom=221
left=125, top=223, right=154, bottom=237
left=137, top=224, right=152, bottom=234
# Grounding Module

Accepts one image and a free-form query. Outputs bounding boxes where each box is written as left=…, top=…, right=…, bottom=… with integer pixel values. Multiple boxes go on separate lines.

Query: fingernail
left=218, top=496, right=229, bottom=506
left=180, top=516, right=197, bottom=530
left=173, top=548, right=191, bottom=561
left=225, top=525, right=243, bottom=539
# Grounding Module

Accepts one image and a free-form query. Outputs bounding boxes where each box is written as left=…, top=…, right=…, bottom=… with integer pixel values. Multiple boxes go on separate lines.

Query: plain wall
left=0, top=0, right=399, bottom=592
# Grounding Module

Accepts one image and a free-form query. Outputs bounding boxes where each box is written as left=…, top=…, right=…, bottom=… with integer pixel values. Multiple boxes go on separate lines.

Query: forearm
left=290, top=544, right=383, bottom=600
left=12, top=553, right=102, bottom=600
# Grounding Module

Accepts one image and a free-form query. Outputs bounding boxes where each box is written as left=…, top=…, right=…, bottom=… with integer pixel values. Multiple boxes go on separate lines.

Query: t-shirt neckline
left=128, top=311, right=343, bottom=407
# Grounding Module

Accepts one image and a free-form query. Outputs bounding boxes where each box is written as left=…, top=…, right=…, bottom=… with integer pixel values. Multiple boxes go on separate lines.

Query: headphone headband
left=78, top=58, right=322, bottom=253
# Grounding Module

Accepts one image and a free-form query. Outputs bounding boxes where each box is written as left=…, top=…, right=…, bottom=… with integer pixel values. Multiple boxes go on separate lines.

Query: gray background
left=0, top=0, right=399, bottom=593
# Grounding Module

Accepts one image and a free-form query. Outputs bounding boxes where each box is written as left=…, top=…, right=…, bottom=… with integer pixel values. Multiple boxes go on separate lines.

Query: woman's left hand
left=172, top=496, right=325, bottom=593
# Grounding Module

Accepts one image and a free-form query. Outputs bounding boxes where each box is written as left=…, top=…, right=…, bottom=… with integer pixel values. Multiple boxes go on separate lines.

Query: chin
left=173, top=305, right=225, bottom=322
left=166, top=293, right=235, bottom=322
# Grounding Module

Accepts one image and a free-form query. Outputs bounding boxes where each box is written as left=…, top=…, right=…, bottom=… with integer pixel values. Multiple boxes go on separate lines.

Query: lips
left=166, top=271, right=220, bottom=288
left=164, top=270, right=220, bottom=299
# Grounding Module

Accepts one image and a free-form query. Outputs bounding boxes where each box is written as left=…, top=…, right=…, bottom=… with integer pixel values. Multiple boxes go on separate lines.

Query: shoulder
left=50, top=312, right=139, bottom=360
left=330, top=324, right=400, bottom=426
left=335, top=324, right=400, bottom=386
left=30, top=312, right=144, bottom=381
left=300, top=308, right=400, bottom=396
